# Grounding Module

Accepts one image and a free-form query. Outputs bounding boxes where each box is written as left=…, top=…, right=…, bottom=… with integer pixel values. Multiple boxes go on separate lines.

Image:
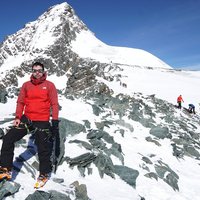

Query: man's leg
left=33, top=131, right=52, bottom=190
left=0, top=127, right=27, bottom=168
left=34, top=129, right=52, bottom=175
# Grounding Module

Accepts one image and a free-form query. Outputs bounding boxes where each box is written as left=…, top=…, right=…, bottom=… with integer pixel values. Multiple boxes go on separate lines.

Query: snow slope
left=71, top=30, right=172, bottom=69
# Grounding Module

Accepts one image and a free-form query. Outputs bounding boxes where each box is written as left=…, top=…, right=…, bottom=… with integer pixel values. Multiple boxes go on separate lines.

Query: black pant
left=177, top=102, right=182, bottom=109
left=0, top=121, right=52, bottom=174
left=189, top=107, right=195, bottom=114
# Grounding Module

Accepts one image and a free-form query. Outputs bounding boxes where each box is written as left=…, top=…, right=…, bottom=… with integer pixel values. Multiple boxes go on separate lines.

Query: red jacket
left=177, top=95, right=184, bottom=103
left=16, top=74, right=59, bottom=121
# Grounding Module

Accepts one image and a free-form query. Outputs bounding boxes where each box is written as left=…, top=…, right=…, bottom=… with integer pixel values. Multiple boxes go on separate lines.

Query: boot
left=0, top=167, right=12, bottom=181
left=34, top=173, right=49, bottom=189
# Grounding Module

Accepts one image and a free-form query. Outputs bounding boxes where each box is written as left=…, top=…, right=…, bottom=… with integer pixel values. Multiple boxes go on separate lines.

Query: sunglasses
left=32, top=69, right=44, bottom=73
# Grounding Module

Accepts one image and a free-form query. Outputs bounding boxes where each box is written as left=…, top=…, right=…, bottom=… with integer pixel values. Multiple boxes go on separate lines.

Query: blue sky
left=0, top=0, right=200, bottom=69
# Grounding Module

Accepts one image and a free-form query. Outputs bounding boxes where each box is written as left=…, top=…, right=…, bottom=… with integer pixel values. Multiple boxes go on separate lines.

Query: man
left=177, top=95, right=184, bottom=109
left=188, top=104, right=196, bottom=114
left=0, top=62, right=59, bottom=188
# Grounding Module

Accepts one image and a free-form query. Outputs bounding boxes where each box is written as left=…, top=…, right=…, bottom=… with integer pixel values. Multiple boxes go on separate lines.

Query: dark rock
left=94, top=153, right=115, bottom=178
left=154, top=161, right=179, bottom=191
left=0, top=128, right=4, bottom=139
left=150, top=126, right=172, bottom=139
left=142, top=156, right=153, bottom=164
left=0, top=180, right=21, bottom=199
left=69, top=153, right=96, bottom=168
left=49, top=190, right=71, bottom=200
left=70, top=181, right=90, bottom=200
left=145, top=136, right=161, bottom=146
left=114, top=165, right=139, bottom=188
left=25, top=190, right=50, bottom=200
left=60, top=118, right=86, bottom=137
left=144, top=172, right=158, bottom=180
left=52, top=178, right=64, bottom=184
left=0, top=88, right=8, bottom=103
left=69, top=139, right=93, bottom=150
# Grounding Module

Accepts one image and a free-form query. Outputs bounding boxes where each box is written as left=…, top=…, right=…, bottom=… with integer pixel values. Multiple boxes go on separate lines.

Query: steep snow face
left=2, top=2, right=85, bottom=50
left=26, top=2, right=87, bottom=50
left=71, top=30, right=172, bottom=69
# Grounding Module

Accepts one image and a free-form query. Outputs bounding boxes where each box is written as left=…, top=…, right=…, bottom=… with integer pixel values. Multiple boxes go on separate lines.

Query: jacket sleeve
left=48, top=82, right=59, bottom=120
left=15, top=83, right=26, bottom=119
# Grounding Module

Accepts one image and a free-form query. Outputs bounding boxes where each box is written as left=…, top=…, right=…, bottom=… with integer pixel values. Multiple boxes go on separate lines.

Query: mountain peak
left=0, top=2, right=89, bottom=73
left=0, top=1, right=171, bottom=71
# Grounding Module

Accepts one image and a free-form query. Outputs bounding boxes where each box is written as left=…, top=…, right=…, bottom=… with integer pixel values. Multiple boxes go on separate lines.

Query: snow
left=101, top=67, right=200, bottom=108
left=27, top=5, right=65, bottom=50
left=71, top=30, right=172, bottom=69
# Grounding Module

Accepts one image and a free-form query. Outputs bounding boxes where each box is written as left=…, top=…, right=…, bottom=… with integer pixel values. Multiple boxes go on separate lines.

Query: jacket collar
left=30, top=72, right=47, bottom=85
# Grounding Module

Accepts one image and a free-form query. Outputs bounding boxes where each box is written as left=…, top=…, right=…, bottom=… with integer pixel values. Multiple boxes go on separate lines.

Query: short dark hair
left=32, top=62, right=44, bottom=70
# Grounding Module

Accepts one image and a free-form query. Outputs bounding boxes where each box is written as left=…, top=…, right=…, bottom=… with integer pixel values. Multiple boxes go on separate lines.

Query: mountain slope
left=71, top=29, right=172, bottom=69
left=1, top=89, right=200, bottom=200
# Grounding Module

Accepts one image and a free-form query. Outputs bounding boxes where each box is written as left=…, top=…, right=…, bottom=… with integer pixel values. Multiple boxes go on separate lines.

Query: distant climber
left=177, top=95, right=184, bottom=109
left=188, top=104, right=195, bottom=114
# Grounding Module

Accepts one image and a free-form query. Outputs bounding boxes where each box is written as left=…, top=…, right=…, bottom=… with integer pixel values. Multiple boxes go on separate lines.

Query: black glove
left=20, top=115, right=32, bottom=125
left=51, top=120, right=60, bottom=138
left=19, top=115, right=33, bottom=129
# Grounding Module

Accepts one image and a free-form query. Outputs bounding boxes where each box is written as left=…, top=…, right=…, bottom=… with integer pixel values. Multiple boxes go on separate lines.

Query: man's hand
left=51, top=120, right=60, bottom=137
left=14, top=118, right=20, bottom=127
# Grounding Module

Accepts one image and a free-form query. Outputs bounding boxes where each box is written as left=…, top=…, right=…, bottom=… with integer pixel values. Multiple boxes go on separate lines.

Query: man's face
left=32, top=65, right=44, bottom=79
